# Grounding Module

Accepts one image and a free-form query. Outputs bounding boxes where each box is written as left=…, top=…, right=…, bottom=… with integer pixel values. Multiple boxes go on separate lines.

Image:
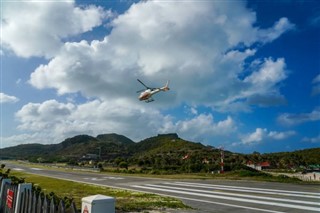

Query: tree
left=119, top=161, right=128, bottom=170
left=114, top=157, right=124, bottom=166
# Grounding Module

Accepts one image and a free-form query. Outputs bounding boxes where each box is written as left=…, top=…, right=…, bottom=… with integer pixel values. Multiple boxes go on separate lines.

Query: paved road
left=3, top=161, right=320, bottom=213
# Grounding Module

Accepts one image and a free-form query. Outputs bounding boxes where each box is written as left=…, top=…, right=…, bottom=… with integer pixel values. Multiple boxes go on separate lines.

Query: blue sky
left=1, top=0, right=319, bottom=153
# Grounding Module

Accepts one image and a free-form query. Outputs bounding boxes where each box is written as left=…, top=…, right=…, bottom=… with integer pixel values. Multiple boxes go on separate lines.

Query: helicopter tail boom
left=161, top=80, right=170, bottom=91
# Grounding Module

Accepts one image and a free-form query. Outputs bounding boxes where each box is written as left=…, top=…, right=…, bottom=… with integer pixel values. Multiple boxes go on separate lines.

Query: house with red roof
left=246, top=161, right=270, bottom=171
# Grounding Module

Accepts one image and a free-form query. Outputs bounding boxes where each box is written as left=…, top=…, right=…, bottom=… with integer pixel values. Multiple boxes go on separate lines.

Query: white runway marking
left=132, top=182, right=320, bottom=212
left=103, top=176, right=124, bottom=180
left=159, top=183, right=320, bottom=206
left=30, top=168, right=43, bottom=170
left=12, top=168, right=24, bottom=171
left=166, top=182, right=320, bottom=199
left=174, top=181, right=320, bottom=197
left=83, top=177, right=124, bottom=181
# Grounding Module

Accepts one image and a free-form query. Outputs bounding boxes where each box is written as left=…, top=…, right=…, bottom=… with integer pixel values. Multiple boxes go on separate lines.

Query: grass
left=10, top=171, right=191, bottom=212
left=220, top=170, right=307, bottom=183
left=104, top=170, right=306, bottom=183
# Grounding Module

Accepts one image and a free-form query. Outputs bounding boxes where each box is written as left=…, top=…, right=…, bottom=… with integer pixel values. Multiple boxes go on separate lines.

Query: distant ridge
left=0, top=133, right=319, bottom=169
left=0, top=133, right=134, bottom=160
left=0, top=133, right=188, bottom=160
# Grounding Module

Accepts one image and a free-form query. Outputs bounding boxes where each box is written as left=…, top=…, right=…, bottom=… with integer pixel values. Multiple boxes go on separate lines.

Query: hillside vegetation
left=1, top=133, right=319, bottom=174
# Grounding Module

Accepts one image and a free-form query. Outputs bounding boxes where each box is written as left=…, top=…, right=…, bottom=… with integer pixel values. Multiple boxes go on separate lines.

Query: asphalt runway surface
left=3, top=161, right=320, bottom=213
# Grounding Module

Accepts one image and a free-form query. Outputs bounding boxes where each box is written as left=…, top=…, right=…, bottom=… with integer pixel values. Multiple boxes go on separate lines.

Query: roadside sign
left=6, top=189, right=14, bottom=209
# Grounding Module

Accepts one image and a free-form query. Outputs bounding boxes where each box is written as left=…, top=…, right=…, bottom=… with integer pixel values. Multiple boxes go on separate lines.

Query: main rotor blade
left=137, top=79, right=150, bottom=89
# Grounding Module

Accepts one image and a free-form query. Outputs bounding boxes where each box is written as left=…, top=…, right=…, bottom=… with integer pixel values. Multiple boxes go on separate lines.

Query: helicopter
left=137, top=79, right=170, bottom=103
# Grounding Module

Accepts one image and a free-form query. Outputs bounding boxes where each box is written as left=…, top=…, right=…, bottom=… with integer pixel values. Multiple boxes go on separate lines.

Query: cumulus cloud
left=3, top=1, right=298, bottom=147
left=1, top=0, right=111, bottom=58
left=240, top=128, right=296, bottom=145
left=243, top=58, right=287, bottom=87
left=241, top=128, right=267, bottom=144
left=14, top=99, right=171, bottom=142
left=16, top=100, right=75, bottom=131
left=29, top=1, right=293, bottom=111
left=278, top=108, right=320, bottom=126
left=160, top=114, right=237, bottom=141
left=12, top=99, right=237, bottom=146
left=0, top=93, right=19, bottom=103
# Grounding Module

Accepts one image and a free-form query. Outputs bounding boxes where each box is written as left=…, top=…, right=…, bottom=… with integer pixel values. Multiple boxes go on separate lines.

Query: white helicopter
left=137, top=79, right=170, bottom=103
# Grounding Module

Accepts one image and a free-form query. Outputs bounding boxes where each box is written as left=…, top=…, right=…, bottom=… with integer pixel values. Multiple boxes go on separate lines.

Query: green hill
left=0, top=143, right=57, bottom=159
left=131, top=133, right=204, bottom=152
left=0, top=133, right=319, bottom=172
left=0, top=133, right=134, bottom=161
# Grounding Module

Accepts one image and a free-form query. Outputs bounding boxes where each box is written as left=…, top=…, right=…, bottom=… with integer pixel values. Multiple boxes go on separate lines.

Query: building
left=246, top=161, right=270, bottom=171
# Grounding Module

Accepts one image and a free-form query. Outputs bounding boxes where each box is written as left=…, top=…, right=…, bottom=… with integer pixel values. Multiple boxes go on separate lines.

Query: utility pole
left=220, top=147, right=224, bottom=174
left=97, top=147, right=101, bottom=160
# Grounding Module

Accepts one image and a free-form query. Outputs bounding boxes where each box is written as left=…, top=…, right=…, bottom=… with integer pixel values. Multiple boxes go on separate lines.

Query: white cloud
left=257, top=17, right=295, bottom=43
left=241, top=128, right=267, bottom=144
left=1, top=0, right=110, bottom=58
left=190, top=107, right=198, bottom=115
left=2, top=1, right=298, bottom=148
left=240, top=128, right=296, bottom=145
left=244, top=58, right=287, bottom=87
left=163, top=114, right=237, bottom=139
left=313, top=74, right=320, bottom=83
left=268, top=130, right=296, bottom=140
left=278, top=108, right=320, bottom=126
left=312, top=74, right=320, bottom=96
left=11, top=99, right=237, bottom=146
left=0, top=93, right=19, bottom=104
left=29, top=1, right=293, bottom=112
left=16, top=100, right=75, bottom=131
left=302, top=134, right=320, bottom=143
left=14, top=99, right=170, bottom=143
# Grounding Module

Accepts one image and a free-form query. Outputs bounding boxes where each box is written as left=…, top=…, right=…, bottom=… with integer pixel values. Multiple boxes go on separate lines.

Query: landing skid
left=145, top=99, right=154, bottom=103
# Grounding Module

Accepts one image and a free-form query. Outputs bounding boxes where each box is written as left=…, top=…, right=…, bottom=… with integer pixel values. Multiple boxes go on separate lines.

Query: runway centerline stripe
left=132, top=185, right=320, bottom=212
left=166, top=182, right=320, bottom=199
left=175, top=181, right=320, bottom=196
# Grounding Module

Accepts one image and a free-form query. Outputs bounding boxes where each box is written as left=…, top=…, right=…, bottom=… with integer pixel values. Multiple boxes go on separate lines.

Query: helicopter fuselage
left=137, top=79, right=169, bottom=102
left=138, top=89, right=161, bottom=101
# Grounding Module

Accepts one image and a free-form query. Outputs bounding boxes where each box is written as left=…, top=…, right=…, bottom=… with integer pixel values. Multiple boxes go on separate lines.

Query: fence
left=0, top=180, right=17, bottom=213
left=0, top=177, right=78, bottom=213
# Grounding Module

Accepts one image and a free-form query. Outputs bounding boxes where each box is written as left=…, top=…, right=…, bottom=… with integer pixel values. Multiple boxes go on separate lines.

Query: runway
left=3, top=161, right=320, bottom=213
left=130, top=181, right=320, bottom=213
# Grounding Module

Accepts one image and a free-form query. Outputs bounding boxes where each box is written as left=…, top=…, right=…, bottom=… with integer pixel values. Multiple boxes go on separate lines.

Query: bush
left=237, top=170, right=272, bottom=178
left=119, top=161, right=128, bottom=169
